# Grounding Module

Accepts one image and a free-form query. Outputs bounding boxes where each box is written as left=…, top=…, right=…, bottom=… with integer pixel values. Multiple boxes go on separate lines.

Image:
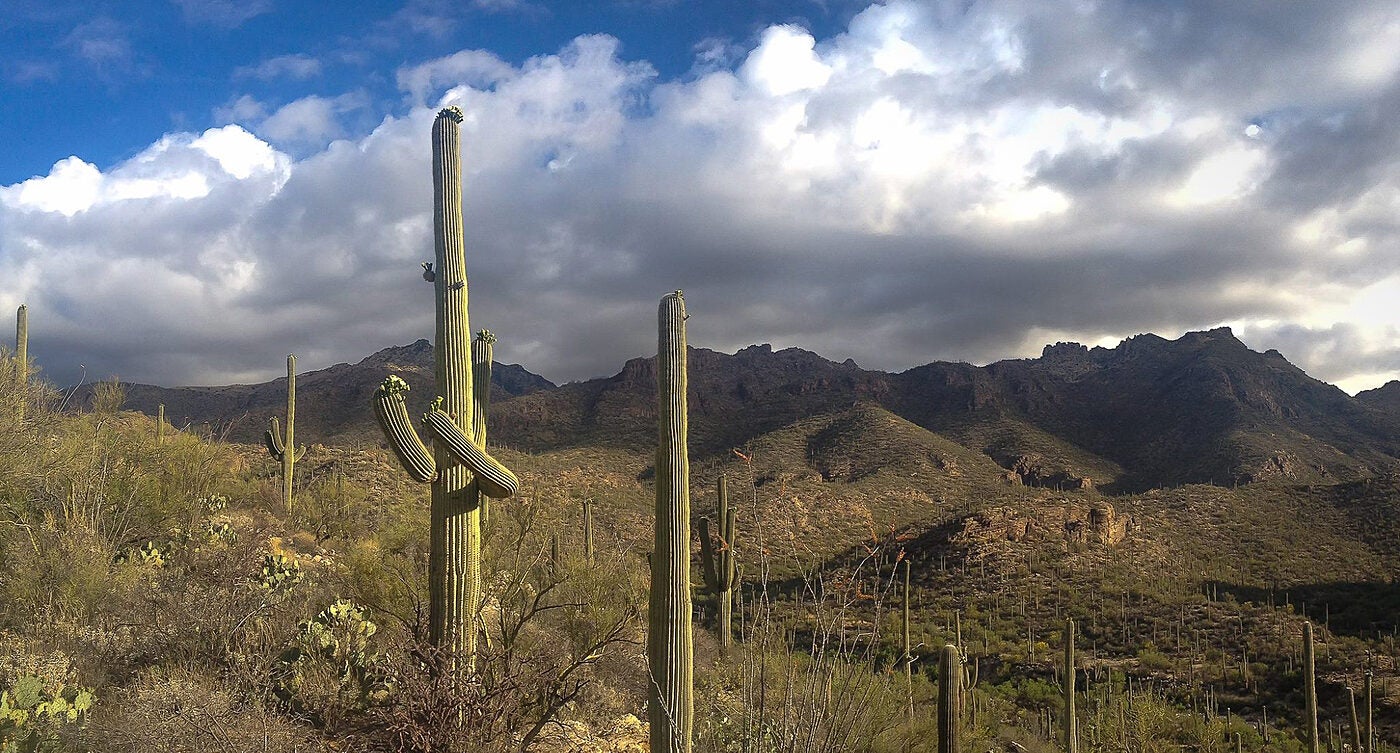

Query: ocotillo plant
left=15, top=304, right=26, bottom=420
left=265, top=354, right=305, bottom=512
left=938, top=643, right=962, bottom=753
left=372, top=106, right=519, bottom=667
left=1064, top=618, right=1077, bottom=753
left=698, top=474, right=737, bottom=648
left=648, top=290, right=692, bottom=753
left=1305, top=622, right=1319, bottom=753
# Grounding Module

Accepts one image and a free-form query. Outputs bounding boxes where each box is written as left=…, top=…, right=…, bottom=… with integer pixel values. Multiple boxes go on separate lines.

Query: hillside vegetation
left=7, top=334, right=1400, bottom=751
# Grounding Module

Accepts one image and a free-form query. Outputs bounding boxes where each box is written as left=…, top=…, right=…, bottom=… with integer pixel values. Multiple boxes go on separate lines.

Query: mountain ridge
left=95, top=327, right=1400, bottom=492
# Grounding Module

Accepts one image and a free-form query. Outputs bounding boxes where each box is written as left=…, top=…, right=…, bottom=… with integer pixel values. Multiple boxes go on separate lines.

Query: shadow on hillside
left=1216, top=580, right=1400, bottom=640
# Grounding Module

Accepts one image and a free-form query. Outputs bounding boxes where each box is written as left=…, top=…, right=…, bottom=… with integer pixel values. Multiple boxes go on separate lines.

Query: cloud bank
left=2, top=1, right=1399, bottom=393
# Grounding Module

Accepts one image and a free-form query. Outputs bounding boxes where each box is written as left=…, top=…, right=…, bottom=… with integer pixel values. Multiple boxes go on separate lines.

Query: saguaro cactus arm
left=373, top=376, right=436, bottom=483
left=421, top=408, right=519, bottom=498
left=265, top=418, right=307, bottom=461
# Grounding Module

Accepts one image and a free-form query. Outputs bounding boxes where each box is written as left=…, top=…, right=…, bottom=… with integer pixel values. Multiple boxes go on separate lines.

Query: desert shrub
left=83, top=665, right=320, bottom=752
left=0, top=517, right=120, bottom=624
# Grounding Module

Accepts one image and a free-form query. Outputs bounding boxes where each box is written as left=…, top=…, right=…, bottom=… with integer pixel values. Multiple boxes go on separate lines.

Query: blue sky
left=3, top=1, right=1400, bottom=394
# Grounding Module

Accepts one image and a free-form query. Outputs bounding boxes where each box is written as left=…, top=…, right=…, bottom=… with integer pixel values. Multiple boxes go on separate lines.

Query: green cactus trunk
left=156, top=403, right=165, bottom=445
left=1305, top=622, right=1319, bottom=753
left=648, top=290, right=692, bottom=753
left=1365, top=671, right=1373, bottom=753
left=15, top=304, right=27, bottom=421
left=1064, top=618, right=1077, bottom=753
left=1351, top=686, right=1363, bottom=753
left=431, top=108, right=483, bottom=664
left=264, top=354, right=303, bottom=512
left=371, top=107, right=518, bottom=673
left=938, top=644, right=962, bottom=753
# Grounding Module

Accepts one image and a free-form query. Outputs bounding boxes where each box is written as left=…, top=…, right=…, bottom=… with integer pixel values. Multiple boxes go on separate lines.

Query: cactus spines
left=1305, top=621, right=1319, bottom=753
left=649, top=290, right=692, bottom=753
left=15, top=304, right=27, bottom=420
left=372, top=107, right=518, bottom=669
left=698, top=475, right=737, bottom=648
left=1064, top=617, right=1077, bottom=753
left=937, top=643, right=962, bottom=753
left=265, top=354, right=305, bottom=512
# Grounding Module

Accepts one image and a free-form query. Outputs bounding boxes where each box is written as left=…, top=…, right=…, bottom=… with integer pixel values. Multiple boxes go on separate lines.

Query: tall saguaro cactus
left=902, top=559, right=914, bottom=725
left=265, top=354, right=305, bottom=512
left=1304, top=622, right=1319, bottom=753
left=372, top=107, right=519, bottom=668
left=699, top=475, right=737, bottom=648
left=1063, top=618, right=1077, bottom=753
left=15, top=304, right=27, bottom=420
left=649, top=290, right=692, bottom=753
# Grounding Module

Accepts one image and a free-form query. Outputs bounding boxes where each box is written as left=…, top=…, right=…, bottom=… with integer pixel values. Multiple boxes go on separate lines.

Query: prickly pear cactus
left=371, top=107, right=519, bottom=670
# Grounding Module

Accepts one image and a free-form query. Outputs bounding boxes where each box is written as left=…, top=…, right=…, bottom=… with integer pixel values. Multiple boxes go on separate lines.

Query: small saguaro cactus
left=1064, top=617, right=1077, bottom=753
left=582, top=498, right=594, bottom=563
left=156, top=403, right=165, bottom=445
left=265, top=354, right=305, bottom=512
left=372, top=106, right=519, bottom=669
left=1305, top=621, right=1319, bottom=753
left=698, top=474, right=737, bottom=648
left=937, top=643, right=962, bottom=753
left=649, top=290, right=693, bottom=753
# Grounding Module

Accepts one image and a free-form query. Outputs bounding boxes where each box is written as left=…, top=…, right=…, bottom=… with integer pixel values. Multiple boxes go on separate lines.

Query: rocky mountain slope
left=97, top=328, right=1400, bottom=492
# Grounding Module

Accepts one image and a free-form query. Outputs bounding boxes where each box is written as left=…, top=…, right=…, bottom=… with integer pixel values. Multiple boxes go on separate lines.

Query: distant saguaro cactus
left=698, top=475, right=737, bottom=649
left=902, top=559, right=914, bottom=724
left=583, top=498, right=594, bottom=563
left=265, top=354, right=305, bottom=512
left=156, top=404, right=165, bottom=445
left=938, top=643, right=962, bottom=753
left=372, top=107, right=519, bottom=670
left=15, top=304, right=27, bottom=420
left=648, top=290, right=692, bottom=753
left=1064, top=618, right=1077, bottom=753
